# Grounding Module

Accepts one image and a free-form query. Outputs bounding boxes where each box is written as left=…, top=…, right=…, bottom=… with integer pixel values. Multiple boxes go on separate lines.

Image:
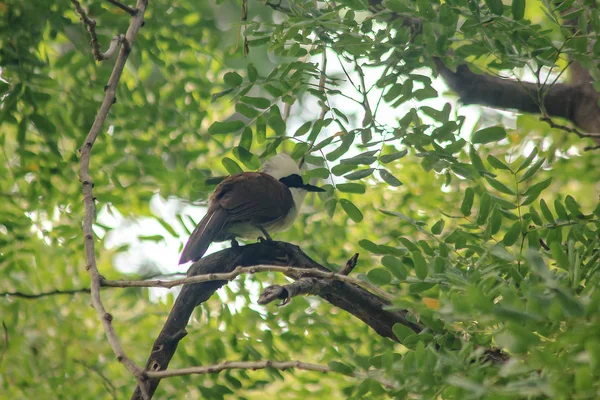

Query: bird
left=178, top=154, right=325, bottom=264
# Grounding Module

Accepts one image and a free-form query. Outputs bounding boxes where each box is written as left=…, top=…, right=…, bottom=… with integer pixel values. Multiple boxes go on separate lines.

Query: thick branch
left=131, top=241, right=421, bottom=399
left=77, top=0, right=148, bottom=396
left=434, top=59, right=600, bottom=138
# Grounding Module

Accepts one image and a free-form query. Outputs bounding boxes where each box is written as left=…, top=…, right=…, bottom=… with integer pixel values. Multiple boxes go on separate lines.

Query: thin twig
left=71, top=0, right=103, bottom=61
left=72, top=1, right=127, bottom=60
left=77, top=0, right=148, bottom=396
left=0, top=288, right=91, bottom=299
left=106, top=0, right=137, bottom=16
left=143, top=359, right=397, bottom=389
left=74, top=359, right=119, bottom=400
left=102, top=264, right=395, bottom=301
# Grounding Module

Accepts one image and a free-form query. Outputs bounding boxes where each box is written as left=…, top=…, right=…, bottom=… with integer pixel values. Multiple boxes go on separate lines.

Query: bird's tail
left=179, top=206, right=228, bottom=264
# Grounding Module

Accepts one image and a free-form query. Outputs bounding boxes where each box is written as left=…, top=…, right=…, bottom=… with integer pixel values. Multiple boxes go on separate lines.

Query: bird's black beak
left=303, top=184, right=326, bottom=192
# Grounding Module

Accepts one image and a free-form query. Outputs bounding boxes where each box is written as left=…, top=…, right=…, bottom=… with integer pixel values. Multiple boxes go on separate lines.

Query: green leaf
left=461, top=187, right=474, bottom=216
left=340, top=199, right=363, bottom=222
left=554, top=199, right=569, bottom=220
left=517, top=147, right=537, bottom=172
left=367, top=268, right=392, bottom=285
left=393, top=323, right=416, bottom=342
left=291, top=142, right=309, bottom=160
left=235, top=103, right=259, bottom=118
left=337, top=183, right=366, bottom=194
left=268, top=106, right=286, bottom=135
left=485, top=0, right=504, bottom=14
left=431, top=219, right=445, bottom=235
left=381, top=256, right=408, bottom=280
left=487, top=155, right=511, bottom=171
left=294, top=121, right=311, bottom=137
left=340, top=154, right=377, bottom=165
left=529, top=206, right=543, bottom=225
left=304, top=167, right=330, bottom=180
left=345, top=168, right=374, bottom=180
left=417, top=0, right=436, bottom=19
left=233, top=147, right=260, bottom=169
left=485, top=176, right=516, bottom=195
left=242, top=96, right=270, bottom=109
left=564, top=195, right=583, bottom=217
left=469, top=146, right=486, bottom=173
left=239, top=127, right=252, bottom=150
left=31, top=114, right=56, bottom=134
left=503, top=221, right=521, bottom=246
left=224, top=71, right=243, bottom=87
left=332, top=163, right=356, bottom=176
left=247, top=63, right=258, bottom=82
left=512, top=0, right=526, bottom=20
left=359, top=239, right=384, bottom=254
left=379, top=169, right=403, bottom=187
left=412, top=252, right=428, bottom=280
left=519, top=158, right=545, bottom=182
left=476, top=193, right=492, bottom=225
left=208, top=120, right=245, bottom=135
left=540, top=199, right=555, bottom=223
left=380, top=149, right=407, bottom=163
left=221, top=157, right=244, bottom=175
left=326, top=132, right=355, bottom=161
left=523, top=177, right=552, bottom=197
left=472, top=126, right=506, bottom=144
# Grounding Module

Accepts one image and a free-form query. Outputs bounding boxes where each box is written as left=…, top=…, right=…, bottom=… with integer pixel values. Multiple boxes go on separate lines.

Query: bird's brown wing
left=178, top=173, right=293, bottom=264
left=214, top=172, right=293, bottom=225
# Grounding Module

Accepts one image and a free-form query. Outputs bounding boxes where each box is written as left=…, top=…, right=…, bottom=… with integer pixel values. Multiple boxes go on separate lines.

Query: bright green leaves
left=337, top=183, right=366, bottom=194
left=380, top=150, right=407, bottom=164
left=382, top=256, right=408, bottom=280
left=208, top=120, right=245, bottom=135
left=512, top=0, right=526, bottom=20
left=484, top=0, right=504, bottom=14
left=503, top=221, right=521, bottom=246
left=340, top=199, right=363, bottom=222
left=367, top=268, right=392, bottom=285
left=223, top=71, right=243, bottom=87
left=379, top=169, right=403, bottom=187
left=222, top=157, right=243, bottom=174
left=461, top=187, right=475, bottom=216
left=485, top=176, right=516, bottom=195
left=471, top=126, right=506, bottom=144
left=412, top=251, right=428, bottom=280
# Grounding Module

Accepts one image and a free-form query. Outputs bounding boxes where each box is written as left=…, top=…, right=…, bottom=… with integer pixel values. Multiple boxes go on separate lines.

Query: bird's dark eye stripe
left=279, top=174, right=304, bottom=188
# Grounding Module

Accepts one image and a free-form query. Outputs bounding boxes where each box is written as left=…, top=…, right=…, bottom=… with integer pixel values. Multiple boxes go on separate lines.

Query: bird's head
left=260, top=153, right=325, bottom=196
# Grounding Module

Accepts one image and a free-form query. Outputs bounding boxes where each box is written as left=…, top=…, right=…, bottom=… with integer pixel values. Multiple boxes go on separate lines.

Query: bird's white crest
left=259, top=153, right=301, bottom=180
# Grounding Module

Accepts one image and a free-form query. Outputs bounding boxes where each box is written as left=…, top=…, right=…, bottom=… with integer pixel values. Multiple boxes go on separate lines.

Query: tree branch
left=103, top=263, right=394, bottom=301
left=0, top=288, right=91, bottom=299
left=131, top=241, right=423, bottom=399
left=71, top=0, right=126, bottom=61
left=106, top=0, right=137, bottom=16
left=77, top=0, right=148, bottom=397
left=143, top=359, right=398, bottom=389
left=434, top=59, right=600, bottom=140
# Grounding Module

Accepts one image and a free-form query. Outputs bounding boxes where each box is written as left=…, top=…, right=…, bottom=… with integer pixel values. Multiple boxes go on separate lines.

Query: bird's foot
left=257, top=226, right=273, bottom=243
left=230, top=238, right=240, bottom=248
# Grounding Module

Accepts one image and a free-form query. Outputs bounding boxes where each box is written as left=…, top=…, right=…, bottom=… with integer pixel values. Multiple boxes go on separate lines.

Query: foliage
left=1, top=0, right=599, bottom=399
